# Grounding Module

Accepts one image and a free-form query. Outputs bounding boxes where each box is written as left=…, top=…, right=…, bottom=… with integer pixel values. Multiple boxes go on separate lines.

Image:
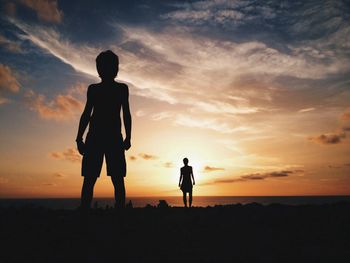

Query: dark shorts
left=82, top=133, right=126, bottom=178
left=181, top=181, right=193, bottom=193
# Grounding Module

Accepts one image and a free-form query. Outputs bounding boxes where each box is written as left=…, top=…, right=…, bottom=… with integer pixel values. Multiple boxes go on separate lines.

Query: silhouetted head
left=183, top=158, right=189, bottom=165
left=96, top=50, right=119, bottom=80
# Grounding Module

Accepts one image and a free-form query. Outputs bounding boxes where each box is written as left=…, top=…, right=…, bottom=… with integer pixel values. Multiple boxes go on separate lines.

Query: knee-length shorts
left=82, top=134, right=126, bottom=178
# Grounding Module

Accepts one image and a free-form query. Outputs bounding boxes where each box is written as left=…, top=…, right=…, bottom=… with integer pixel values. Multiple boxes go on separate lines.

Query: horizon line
left=1, top=194, right=350, bottom=199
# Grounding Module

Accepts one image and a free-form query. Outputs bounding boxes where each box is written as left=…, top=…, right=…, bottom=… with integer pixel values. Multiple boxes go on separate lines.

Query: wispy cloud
left=129, top=155, right=137, bottom=161
left=309, top=133, right=346, bottom=145
left=50, top=148, right=81, bottom=163
left=151, top=111, right=173, bottom=121
left=139, top=153, right=158, bottom=160
left=0, top=64, right=20, bottom=93
left=298, top=107, right=315, bottom=113
left=24, top=84, right=84, bottom=120
left=135, top=110, right=146, bottom=117
left=202, top=169, right=304, bottom=185
left=174, top=114, right=250, bottom=134
left=14, top=20, right=98, bottom=77
left=0, top=34, right=23, bottom=53
left=12, top=19, right=337, bottom=113
left=0, top=64, right=20, bottom=104
left=341, top=107, right=350, bottom=121
left=309, top=107, right=350, bottom=145
left=163, top=162, right=174, bottom=168
left=8, top=5, right=350, bottom=139
left=20, top=0, right=63, bottom=23
left=204, top=166, right=225, bottom=172
left=161, top=0, right=258, bottom=26
left=53, top=172, right=65, bottom=178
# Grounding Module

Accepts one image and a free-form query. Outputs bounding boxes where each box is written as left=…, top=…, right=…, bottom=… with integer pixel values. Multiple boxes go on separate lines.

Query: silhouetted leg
left=111, top=176, right=125, bottom=209
left=189, top=189, right=193, bottom=207
left=81, top=177, right=97, bottom=209
left=182, top=191, right=187, bottom=207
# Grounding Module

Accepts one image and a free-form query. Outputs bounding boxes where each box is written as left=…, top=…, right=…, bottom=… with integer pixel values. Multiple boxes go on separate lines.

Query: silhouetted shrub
left=157, top=200, right=169, bottom=209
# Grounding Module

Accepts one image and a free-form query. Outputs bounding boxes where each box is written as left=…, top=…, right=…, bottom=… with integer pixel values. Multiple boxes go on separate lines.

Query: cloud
left=50, top=148, right=81, bottom=163
left=0, top=64, right=20, bottom=104
left=8, top=11, right=350, bottom=136
left=0, top=64, right=20, bottom=93
left=150, top=112, right=252, bottom=134
left=129, top=156, right=137, bottom=161
left=139, top=153, right=158, bottom=160
left=174, top=114, right=251, bottom=134
left=53, top=172, right=65, bottom=178
left=0, top=34, right=23, bottom=53
left=309, top=107, right=350, bottom=145
left=24, top=85, right=84, bottom=120
left=202, top=170, right=303, bottom=185
left=161, top=1, right=251, bottom=26
left=216, top=139, right=245, bottom=153
left=151, top=111, right=173, bottom=121
left=340, top=107, right=350, bottom=132
left=160, top=0, right=350, bottom=81
left=328, top=165, right=341, bottom=169
left=309, top=133, right=346, bottom=145
left=20, top=0, right=63, bottom=23
left=163, top=162, right=174, bottom=168
left=13, top=20, right=98, bottom=77
left=135, top=110, right=146, bottom=117
left=341, top=107, right=350, bottom=121
left=298, top=107, right=315, bottom=113
left=13, top=19, right=343, bottom=111
left=122, top=25, right=346, bottom=83
left=342, top=125, right=350, bottom=132
left=204, top=166, right=225, bottom=172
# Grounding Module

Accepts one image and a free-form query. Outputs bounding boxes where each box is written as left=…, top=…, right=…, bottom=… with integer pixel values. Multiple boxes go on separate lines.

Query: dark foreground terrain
left=1, top=202, right=350, bottom=263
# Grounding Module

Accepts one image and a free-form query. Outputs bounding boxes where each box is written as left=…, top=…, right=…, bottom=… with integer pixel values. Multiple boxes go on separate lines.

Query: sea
left=1, top=196, right=350, bottom=209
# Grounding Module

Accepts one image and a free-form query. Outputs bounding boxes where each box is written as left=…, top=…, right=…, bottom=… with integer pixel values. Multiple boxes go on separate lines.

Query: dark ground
left=1, top=202, right=350, bottom=263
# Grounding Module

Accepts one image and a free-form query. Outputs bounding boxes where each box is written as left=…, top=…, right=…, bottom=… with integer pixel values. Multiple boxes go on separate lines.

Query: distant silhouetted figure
left=179, top=158, right=195, bottom=207
left=76, top=50, right=132, bottom=211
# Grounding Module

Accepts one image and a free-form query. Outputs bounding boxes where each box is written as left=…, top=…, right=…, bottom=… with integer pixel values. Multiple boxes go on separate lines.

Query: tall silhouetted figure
left=179, top=158, right=195, bottom=207
left=76, top=50, right=132, bottom=210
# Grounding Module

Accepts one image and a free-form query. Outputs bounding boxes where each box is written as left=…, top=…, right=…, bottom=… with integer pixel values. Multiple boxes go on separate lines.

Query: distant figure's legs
left=111, top=176, right=125, bottom=208
left=189, top=189, right=193, bottom=207
left=81, top=177, right=97, bottom=209
left=182, top=191, right=187, bottom=207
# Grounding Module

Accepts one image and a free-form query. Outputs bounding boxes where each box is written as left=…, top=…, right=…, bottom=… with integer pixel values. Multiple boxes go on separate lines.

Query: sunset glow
left=0, top=0, right=350, bottom=198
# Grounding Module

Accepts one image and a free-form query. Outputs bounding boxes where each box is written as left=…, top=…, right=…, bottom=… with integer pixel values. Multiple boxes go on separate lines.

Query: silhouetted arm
left=76, top=86, right=93, bottom=154
left=191, top=167, right=195, bottom=185
left=179, top=171, right=183, bottom=188
left=122, top=84, right=132, bottom=150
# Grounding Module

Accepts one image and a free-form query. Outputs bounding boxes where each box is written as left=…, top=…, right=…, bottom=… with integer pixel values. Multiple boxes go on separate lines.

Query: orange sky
left=1, top=0, right=350, bottom=198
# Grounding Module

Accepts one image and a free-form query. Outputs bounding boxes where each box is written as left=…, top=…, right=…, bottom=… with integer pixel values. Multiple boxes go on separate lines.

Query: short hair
left=96, top=50, right=119, bottom=79
left=183, top=158, right=189, bottom=164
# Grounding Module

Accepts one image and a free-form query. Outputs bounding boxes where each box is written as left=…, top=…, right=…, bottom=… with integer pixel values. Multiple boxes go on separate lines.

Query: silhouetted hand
left=76, top=140, right=85, bottom=155
left=193, top=181, right=195, bottom=186
left=124, top=138, right=131, bottom=150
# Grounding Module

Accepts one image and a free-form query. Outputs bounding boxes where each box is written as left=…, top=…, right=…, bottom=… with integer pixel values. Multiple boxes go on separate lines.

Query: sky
left=0, top=0, right=350, bottom=198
